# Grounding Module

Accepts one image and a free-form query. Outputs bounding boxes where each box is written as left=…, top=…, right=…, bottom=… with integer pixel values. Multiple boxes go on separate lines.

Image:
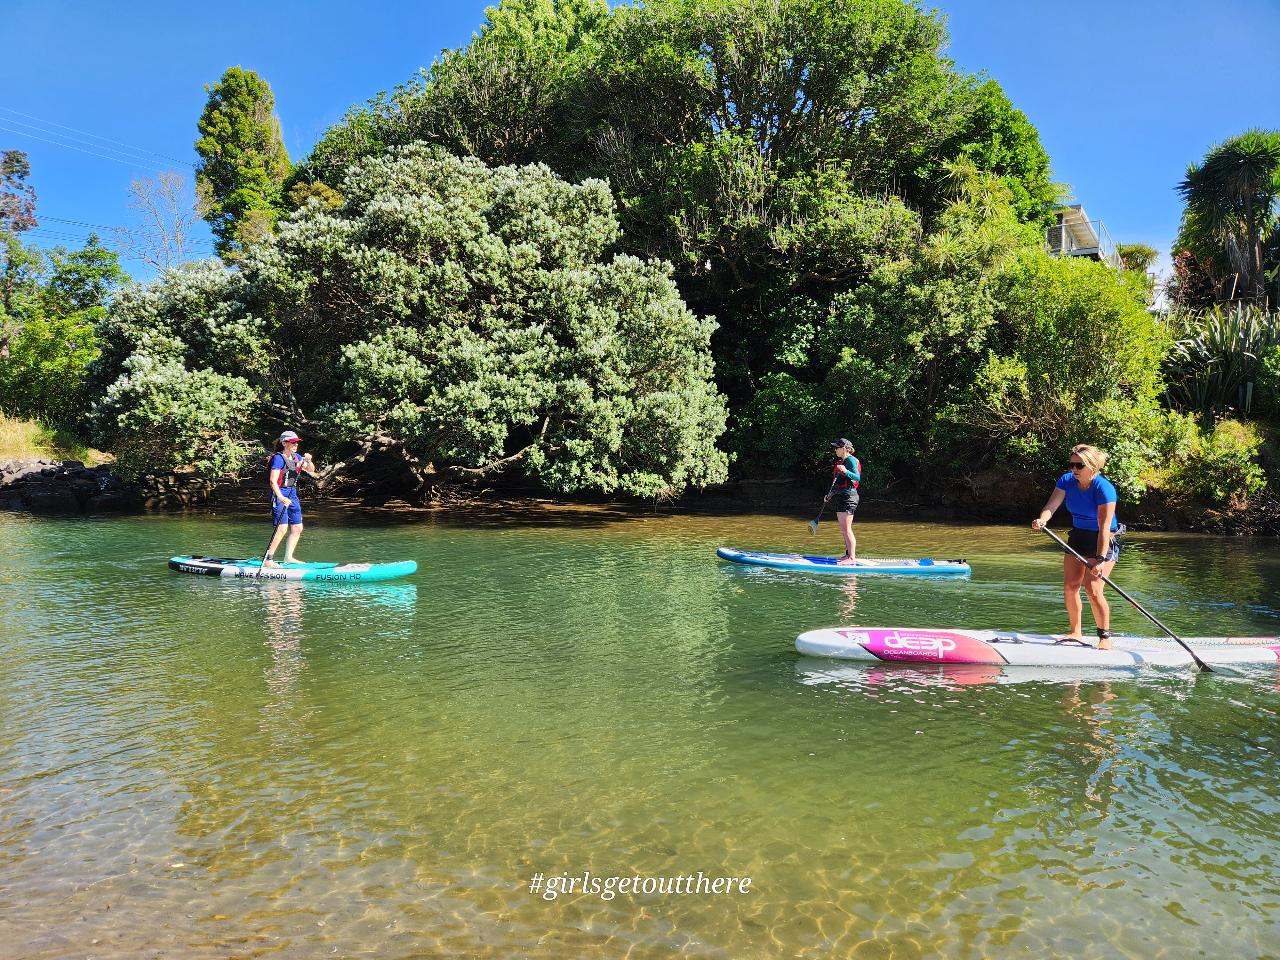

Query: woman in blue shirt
left=1030, top=444, right=1120, bottom=649
left=824, top=438, right=861, bottom=565
left=264, top=430, right=316, bottom=567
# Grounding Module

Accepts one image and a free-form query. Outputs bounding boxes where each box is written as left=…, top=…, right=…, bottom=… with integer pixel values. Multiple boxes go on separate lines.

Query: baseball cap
left=830, top=438, right=854, bottom=449
left=278, top=430, right=301, bottom=443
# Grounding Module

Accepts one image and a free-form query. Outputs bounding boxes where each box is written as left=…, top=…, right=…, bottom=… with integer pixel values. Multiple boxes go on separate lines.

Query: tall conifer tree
left=195, top=66, right=291, bottom=260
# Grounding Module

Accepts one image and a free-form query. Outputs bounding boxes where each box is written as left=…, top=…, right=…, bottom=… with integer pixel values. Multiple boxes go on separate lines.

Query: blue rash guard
left=1055, top=472, right=1118, bottom=531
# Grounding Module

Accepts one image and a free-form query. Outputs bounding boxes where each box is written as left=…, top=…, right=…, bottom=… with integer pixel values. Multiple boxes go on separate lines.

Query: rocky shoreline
left=0, top=459, right=223, bottom=513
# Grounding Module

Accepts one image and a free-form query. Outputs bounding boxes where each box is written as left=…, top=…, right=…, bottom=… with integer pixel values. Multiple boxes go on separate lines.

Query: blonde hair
left=1071, top=444, right=1108, bottom=473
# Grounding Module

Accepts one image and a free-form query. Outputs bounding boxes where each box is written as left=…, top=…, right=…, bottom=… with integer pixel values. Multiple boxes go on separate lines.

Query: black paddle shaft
left=1040, top=526, right=1213, bottom=673
left=811, top=480, right=837, bottom=526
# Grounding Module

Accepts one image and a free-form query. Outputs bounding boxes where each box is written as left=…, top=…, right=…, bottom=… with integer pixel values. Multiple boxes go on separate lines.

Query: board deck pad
left=169, top=556, right=417, bottom=583
left=717, top=547, right=970, bottom=576
left=796, top=626, right=1280, bottom=670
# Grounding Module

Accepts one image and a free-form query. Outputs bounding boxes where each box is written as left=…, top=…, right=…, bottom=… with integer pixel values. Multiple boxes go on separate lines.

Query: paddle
left=1040, top=526, right=1213, bottom=673
left=257, top=518, right=284, bottom=579
left=807, top=481, right=837, bottom=535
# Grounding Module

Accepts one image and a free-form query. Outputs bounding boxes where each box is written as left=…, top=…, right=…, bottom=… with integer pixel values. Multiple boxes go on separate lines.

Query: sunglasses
left=1068, top=461, right=1086, bottom=470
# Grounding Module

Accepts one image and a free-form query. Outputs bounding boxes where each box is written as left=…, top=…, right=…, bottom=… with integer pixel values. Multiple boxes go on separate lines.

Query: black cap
left=831, top=438, right=854, bottom=449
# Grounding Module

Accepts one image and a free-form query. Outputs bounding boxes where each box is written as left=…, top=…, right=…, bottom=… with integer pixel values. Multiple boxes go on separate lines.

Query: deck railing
left=1046, top=218, right=1121, bottom=268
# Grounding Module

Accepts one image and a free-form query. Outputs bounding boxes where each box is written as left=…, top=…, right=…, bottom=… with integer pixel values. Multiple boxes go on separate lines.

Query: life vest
left=833, top=456, right=861, bottom=490
left=269, top=451, right=302, bottom=490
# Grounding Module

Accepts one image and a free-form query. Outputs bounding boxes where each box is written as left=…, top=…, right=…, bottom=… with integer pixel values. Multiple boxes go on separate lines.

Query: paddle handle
left=1040, top=526, right=1212, bottom=672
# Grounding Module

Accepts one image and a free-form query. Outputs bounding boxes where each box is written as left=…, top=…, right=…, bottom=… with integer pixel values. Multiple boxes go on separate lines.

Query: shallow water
left=1, top=509, right=1278, bottom=958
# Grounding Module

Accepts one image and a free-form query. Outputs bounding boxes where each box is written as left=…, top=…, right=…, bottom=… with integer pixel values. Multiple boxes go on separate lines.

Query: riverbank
left=4, top=455, right=1279, bottom=535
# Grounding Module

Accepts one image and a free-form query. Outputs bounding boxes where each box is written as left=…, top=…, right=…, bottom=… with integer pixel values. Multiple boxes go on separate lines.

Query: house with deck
left=1046, top=204, right=1121, bottom=268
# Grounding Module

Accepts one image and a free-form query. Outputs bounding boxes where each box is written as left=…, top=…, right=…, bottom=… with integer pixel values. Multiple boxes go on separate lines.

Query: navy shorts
left=1068, top=526, right=1120, bottom=563
left=830, top=489, right=859, bottom=515
left=271, top=493, right=303, bottom=526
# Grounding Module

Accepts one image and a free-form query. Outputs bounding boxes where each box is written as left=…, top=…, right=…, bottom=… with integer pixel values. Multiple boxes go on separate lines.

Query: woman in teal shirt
left=1030, top=444, right=1120, bottom=648
left=824, top=438, right=861, bottom=565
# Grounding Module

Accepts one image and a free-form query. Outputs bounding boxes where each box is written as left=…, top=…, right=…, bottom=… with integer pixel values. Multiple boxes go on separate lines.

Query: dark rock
left=89, top=492, right=134, bottom=511
left=26, top=484, right=82, bottom=513
left=3, top=464, right=47, bottom=484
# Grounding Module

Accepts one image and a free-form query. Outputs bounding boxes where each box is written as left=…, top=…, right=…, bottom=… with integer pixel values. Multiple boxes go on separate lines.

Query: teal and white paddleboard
left=169, top=556, right=417, bottom=583
left=716, top=547, right=970, bottom=576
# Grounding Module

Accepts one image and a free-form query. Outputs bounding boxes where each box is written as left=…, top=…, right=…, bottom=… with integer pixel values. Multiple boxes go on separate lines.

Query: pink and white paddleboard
left=795, top=627, right=1280, bottom=670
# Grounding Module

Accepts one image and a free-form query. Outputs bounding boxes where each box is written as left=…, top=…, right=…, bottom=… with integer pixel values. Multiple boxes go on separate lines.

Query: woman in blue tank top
left=1030, top=444, right=1121, bottom=649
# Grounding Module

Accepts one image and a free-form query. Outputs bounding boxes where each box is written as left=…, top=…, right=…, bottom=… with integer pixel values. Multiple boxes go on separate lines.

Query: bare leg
left=283, top=524, right=304, bottom=564
left=835, top=512, right=857, bottom=565
left=1084, top=559, right=1115, bottom=649
left=1060, top=554, right=1087, bottom=640
left=263, top=524, right=288, bottom=567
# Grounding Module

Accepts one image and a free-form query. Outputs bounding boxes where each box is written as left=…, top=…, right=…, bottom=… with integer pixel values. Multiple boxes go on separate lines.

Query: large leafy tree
left=1176, top=129, right=1280, bottom=307
left=299, top=0, right=1056, bottom=425
left=92, top=147, right=728, bottom=498
left=195, top=66, right=292, bottom=260
left=734, top=162, right=1039, bottom=481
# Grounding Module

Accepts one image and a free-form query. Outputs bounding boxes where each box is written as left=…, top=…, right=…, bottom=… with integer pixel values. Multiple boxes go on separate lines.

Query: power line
left=0, top=122, right=173, bottom=174
left=36, top=216, right=215, bottom=249
left=0, top=115, right=187, bottom=171
left=0, top=105, right=195, bottom=168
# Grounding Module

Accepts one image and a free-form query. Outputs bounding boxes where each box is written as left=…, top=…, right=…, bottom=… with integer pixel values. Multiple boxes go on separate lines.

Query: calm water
left=1, top=508, right=1279, bottom=959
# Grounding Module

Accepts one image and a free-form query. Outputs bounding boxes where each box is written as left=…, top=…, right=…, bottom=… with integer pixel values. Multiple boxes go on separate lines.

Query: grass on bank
left=0, top=415, right=111, bottom=465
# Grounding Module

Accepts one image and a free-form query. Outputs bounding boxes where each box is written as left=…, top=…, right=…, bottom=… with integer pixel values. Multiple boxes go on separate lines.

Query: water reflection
left=262, top=581, right=306, bottom=699
left=793, top=659, right=1166, bottom=690
left=837, top=577, right=860, bottom=620
left=1060, top=681, right=1119, bottom=811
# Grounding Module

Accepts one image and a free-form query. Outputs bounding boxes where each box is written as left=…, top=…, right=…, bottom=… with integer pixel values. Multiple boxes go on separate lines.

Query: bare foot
left=262, top=558, right=280, bottom=568
left=835, top=557, right=858, bottom=566
left=283, top=558, right=301, bottom=565
left=1097, top=638, right=1112, bottom=651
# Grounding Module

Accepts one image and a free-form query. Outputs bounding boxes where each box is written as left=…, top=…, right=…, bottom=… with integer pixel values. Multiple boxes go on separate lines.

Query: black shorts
left=1067, top=526, right=1121, bottom=563
left=830, top=489, right=859, bottom=515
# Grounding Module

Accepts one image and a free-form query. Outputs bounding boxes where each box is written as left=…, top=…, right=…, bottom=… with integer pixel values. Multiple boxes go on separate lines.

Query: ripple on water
left=1, top=513, right=1279, bottom=957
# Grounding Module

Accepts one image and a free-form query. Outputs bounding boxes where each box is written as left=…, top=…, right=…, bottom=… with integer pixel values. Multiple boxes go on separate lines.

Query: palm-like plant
left=1177, top=130, right=1280, bottom=307
left=1164, top=303, right=1280, bottom=424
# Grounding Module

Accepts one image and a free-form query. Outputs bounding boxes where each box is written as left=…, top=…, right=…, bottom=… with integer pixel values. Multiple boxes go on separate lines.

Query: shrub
left=1165, top=418, right=1265, bottom=506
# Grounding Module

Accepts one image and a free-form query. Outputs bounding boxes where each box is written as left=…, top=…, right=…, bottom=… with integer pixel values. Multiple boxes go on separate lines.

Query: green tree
left=195, top=66, right=292, bottom=260
left=298, top=0, right=1059, bottom=455
left=938, top=250, right=1171, bottom=496
left=0, top=235, right=128, bottom=424
left=1116, top=242, right=1158, bottom=274
left=88, top=261, right=265, bottom=477
left=92, top=147, right=728, bottom=498
left=919, top=79, right=1059, bottom=228
left=734, top=162, right=1039, bottom=480
left=1176, top=129, right=1280, bottom=307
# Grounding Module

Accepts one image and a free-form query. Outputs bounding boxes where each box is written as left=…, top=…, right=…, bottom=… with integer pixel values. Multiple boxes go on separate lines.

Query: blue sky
left=4, top=0, right=1279, bottom=278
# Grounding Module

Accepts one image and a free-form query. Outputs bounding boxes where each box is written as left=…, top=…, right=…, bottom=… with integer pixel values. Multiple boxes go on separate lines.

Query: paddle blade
left=807, top=519, right=819, bottom=535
